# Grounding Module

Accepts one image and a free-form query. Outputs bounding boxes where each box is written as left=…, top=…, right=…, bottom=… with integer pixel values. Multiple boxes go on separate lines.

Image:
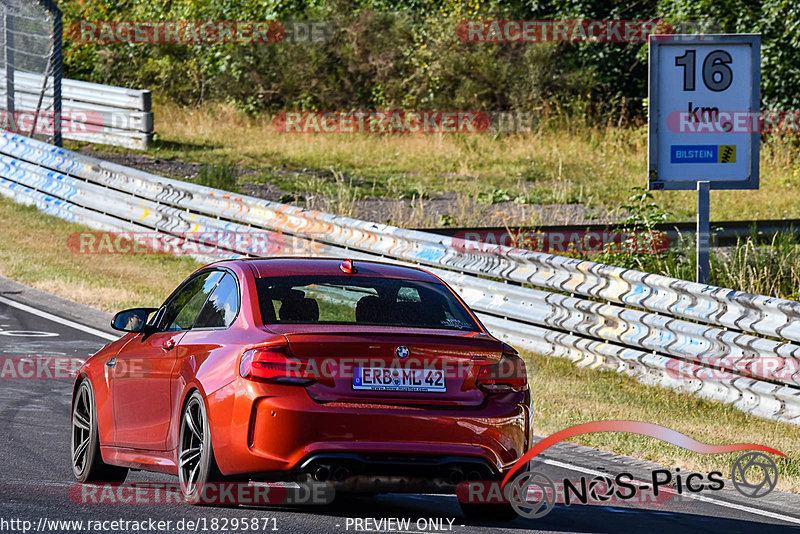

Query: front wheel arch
left=71, top=377, right=128, bottom=483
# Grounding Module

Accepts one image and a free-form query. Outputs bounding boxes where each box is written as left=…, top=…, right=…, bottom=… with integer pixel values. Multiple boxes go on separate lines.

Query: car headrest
left=391, top=301, right=446, bottom=326
left=279, top=298, right=319, bottom=322
left=356, top=295, right=382, bottom=323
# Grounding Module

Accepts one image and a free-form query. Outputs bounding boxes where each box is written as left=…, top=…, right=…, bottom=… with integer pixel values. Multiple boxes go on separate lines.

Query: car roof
left=213, top=257, right=441, bottom=283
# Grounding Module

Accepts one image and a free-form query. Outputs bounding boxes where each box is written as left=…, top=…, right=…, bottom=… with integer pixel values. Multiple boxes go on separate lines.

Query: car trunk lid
left=266, top=324, right=502, bottom=406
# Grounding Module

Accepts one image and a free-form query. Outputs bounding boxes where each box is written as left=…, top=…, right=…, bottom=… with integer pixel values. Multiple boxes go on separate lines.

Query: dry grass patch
left=135, top=102, right=800, bottom=224
left=31, top=279, right=141, bottom=311
left=0, top=198, right=200, bottom=312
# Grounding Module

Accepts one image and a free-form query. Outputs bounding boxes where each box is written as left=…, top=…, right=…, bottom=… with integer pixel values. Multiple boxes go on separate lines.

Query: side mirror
left=111, top=308, right=157, bottom=333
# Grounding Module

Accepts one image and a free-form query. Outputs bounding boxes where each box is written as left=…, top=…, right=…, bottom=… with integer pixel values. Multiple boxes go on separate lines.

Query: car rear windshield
left=255, top=275, right=480, bottom=331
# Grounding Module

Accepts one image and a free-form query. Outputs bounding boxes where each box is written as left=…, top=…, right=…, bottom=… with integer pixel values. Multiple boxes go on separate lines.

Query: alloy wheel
left=179, top=396, right=206, bottom=497
left=71, top=382, right=93, bottom=476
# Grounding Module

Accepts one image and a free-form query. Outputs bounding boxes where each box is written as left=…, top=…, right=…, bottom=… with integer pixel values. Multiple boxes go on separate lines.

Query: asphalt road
left=1, top=289, right=799, bottom=534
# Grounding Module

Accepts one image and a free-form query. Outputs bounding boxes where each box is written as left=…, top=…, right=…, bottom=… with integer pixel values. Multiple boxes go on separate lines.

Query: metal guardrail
left=0, top=131, right=799, bottom=425
left=0, top=71, right=152, bottom=149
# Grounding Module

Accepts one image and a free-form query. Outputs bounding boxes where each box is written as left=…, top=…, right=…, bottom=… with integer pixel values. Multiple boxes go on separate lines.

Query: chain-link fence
left=0, top=0, right=62, bottom=146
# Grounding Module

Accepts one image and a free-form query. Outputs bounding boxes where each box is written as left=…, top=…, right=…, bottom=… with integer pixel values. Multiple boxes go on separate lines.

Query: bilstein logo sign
left=669, top=145, right=737, bottom=164
left=458, top=420, right=784, bottom=519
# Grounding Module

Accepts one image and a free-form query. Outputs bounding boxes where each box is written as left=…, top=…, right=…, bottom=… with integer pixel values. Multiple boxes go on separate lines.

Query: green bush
left=59, top=0, right=800, bottom=116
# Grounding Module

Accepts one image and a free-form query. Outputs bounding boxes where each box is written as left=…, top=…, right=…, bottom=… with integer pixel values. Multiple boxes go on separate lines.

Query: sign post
left=648, top=34, right=760, bottom=284
left=696, top=181, right=710, bottom=283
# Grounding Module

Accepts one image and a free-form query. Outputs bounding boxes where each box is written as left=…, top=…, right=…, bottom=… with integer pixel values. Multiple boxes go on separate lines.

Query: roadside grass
left=1, top=194, right=797, bottom=491
left=90, top=101, right=800, bottom=223
left=0, top=197, right=199, bottom=312
left=598, top=231, right=800, bottom=301
left=579, top=189, right=800, bottom=301
left=194, top=163, right=240, bottom=193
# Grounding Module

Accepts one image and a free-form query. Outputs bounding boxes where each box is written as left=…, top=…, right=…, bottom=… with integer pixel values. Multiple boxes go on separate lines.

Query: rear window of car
left=255, top=275, right=480, bottom=331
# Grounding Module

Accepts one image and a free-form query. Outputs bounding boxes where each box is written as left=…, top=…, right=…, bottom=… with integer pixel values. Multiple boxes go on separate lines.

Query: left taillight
left=476, top=344, right=527, bottom=393
left=239, top=345, right=317, bottom=386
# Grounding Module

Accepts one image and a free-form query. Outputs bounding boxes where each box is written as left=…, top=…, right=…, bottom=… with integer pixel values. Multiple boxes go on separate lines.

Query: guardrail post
left=696, top=181, right=710, bottom=284
left=4, top=6, right=14, bottom=113
left=48, top=2, right=62, bottom=147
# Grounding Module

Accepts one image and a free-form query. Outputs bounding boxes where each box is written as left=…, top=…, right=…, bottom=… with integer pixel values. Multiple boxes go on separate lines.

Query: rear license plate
left=353, top=367, right=446, bottom=392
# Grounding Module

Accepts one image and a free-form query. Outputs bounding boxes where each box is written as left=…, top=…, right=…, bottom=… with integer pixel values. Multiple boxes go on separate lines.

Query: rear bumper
left=207, top=379, right=531, bottom=479
left=294, top=452, right=500, bottom=494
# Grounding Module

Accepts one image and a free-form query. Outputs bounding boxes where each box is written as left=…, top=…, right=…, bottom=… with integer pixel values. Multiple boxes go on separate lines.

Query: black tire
left=459, top=501, right=519, bottom=522
left=178, top=391, right=222, bottom=505
left=71, top=379, right=129, bottom=483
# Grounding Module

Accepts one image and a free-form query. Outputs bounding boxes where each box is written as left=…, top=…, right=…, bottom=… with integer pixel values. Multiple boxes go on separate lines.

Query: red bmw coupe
left=71, top=258, right=531, bottom=517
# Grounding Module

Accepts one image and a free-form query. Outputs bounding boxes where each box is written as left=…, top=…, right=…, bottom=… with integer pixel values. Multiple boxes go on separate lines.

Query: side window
left=158, top=271, right=223, bottom=332
left=194, top=273, right=239, bottom=328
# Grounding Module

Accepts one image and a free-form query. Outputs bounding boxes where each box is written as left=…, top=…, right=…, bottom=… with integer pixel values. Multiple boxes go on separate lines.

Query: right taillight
left=476, top=344, right=527, bottom=393
left=239, top=345, right=317, bottom=386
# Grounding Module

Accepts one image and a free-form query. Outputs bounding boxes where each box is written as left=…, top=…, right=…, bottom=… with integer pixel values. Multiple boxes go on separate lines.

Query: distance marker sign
left=648, top=34, right=760, bottom=190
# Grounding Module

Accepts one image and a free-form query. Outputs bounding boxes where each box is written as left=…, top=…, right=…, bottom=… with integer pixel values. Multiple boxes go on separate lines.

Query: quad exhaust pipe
left=313, top=465, right=331, bottom=482
left=446, top=466, right=486, bottom=484
left=306, top=459, right=487, bottom=486
left=311, top=463, right=350, bottom=482
left=466, top=470, right=482, bottom=481
left=445, top=468, right=464, bottom=485
left=333, top=466, right=350, bottom=482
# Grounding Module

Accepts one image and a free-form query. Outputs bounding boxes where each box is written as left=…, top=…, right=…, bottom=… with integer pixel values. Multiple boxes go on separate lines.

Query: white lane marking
left=540, top=458, right=800, bottom=526
left=1, top=480, right=73, bottom=487
left=0, top=330, right=59, bottom=337
left=0, top=295, right=118, bottom=341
